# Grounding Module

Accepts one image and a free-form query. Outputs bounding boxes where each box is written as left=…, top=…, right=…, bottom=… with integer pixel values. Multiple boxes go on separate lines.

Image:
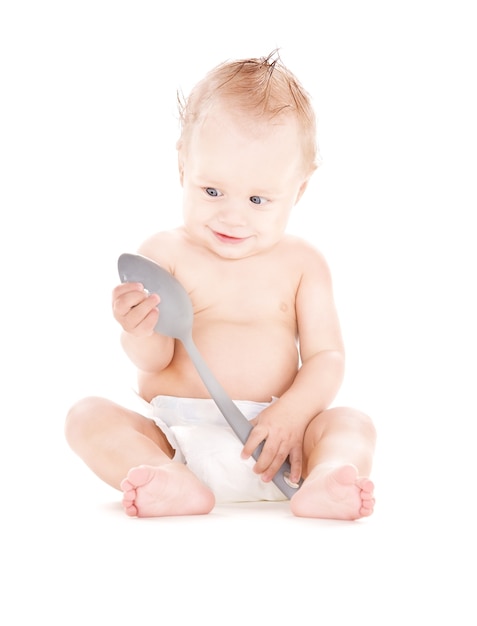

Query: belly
left=138, top=322, right=299, bottom=402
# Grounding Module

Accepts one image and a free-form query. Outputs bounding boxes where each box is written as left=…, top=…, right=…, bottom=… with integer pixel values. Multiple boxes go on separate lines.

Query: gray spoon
left=118, top=253, right=302, bottom=499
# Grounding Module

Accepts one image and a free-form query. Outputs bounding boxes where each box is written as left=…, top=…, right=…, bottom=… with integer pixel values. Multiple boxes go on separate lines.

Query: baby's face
left=179, top=105, right=309, bottom=260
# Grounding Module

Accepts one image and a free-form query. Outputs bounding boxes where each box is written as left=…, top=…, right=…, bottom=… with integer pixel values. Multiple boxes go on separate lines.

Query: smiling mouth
left=212, top=230, right=249, bottom=244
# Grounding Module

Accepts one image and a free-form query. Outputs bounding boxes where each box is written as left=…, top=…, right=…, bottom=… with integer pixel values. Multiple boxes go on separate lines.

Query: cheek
left=271, top=207, right=293, bottom=230
left=255, top=214, right=289, bottom=240
left=182, top=194, right=213, bottom=225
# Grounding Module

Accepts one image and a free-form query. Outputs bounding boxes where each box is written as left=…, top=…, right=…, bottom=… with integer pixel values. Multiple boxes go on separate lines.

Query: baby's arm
left=113, top=281, right=174, bottom=373
left=113, top=233, right=181, bottom=373
left=242, top=246, right=345, bottom=483
left=278, top=246, right=345, bottom=418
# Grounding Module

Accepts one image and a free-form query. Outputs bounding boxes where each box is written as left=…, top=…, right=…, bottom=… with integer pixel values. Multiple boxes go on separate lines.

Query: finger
left=112, top=282, right=145, bottom=300
left=121, top=295, right=160, bottom=332
left=113, top=293, right=142, bottom=320
left=259, top=442, right=291, bottom=482
left=286, top=446, right=303, bottom=485
left=113, top=285, right=148, bottom=317
left=250, top=436, right=280, bottom=473
left=114, top=284, right=159, bottom=316
left=241, top=426, right=267, bottom=460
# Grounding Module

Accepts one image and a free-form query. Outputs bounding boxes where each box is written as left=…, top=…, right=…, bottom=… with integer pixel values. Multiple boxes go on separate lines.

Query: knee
left=64, top=396, right=108, bottom=445
left=318, top=406, right=377, bottom=440
left=330, top=407, right=376, bottom=441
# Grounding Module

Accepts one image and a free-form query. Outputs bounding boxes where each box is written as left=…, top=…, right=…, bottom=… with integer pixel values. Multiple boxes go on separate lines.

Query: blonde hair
left=177, top=51, right=320, bottom=174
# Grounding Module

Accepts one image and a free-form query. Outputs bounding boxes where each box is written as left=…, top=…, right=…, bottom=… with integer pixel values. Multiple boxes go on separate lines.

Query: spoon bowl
left=118, top=253, right=193, bottom=340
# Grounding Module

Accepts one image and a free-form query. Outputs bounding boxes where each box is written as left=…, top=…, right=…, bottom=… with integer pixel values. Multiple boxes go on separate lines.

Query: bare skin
left=121, top=465, right=215, bottom=517
left=66, top=396, right=375, bottom=519
left=117, top=403, right=376, bottom=519
left=290, top=465, right=375, bottom=520
left=65, top=101, right=376, bottom=520
left=120, top=463, right=374, bottom=520
left=119, top=402, right=376, bottom=519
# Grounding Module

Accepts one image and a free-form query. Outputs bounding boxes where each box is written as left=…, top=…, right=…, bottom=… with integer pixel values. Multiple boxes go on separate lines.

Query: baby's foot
left=120, top=463, right=215, bottom=517
left=290, top=464, right=374, bottom=520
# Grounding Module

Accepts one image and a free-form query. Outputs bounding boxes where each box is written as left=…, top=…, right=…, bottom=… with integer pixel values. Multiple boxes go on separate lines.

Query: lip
left=212, top=230, right=250, bottom=245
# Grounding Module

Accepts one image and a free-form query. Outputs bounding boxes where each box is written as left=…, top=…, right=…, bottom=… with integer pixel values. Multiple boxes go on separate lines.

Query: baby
left=65, top=52, right=376, bottom=519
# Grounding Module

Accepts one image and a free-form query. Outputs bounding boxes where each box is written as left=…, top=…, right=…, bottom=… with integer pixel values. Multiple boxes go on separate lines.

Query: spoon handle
left=182, top=334, right=302, bottom=499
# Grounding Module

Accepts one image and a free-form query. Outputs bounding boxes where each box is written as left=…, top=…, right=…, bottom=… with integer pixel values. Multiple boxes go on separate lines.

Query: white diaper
left=147, top=395, right=286, bottom=503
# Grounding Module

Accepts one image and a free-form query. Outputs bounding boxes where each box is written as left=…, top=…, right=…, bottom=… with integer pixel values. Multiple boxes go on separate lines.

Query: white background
left=1, top=1, right=476, bottom=624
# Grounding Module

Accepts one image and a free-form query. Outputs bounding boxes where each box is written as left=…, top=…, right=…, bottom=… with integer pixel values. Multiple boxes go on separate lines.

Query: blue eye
left=250, top=195, right=267, bottom=205
left=205, top=187, right=221, bottom=197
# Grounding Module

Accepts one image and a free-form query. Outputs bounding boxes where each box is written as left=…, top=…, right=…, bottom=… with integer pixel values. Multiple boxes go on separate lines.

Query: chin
left=213, top=248, right=251, bottom=260
left=210, top=242, right=258, bottom=260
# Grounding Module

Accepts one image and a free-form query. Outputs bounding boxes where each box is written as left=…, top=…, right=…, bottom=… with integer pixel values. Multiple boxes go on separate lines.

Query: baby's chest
left=192, top=281, right=296, bottom=325
left=177, top=254, right=300, bottom=325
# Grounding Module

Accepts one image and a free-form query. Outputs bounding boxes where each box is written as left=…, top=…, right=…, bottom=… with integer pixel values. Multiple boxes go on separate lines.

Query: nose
left=217, top=202, right=247, bottom=227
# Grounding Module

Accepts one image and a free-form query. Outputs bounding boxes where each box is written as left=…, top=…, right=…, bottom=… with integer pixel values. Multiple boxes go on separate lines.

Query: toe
left=357, top=478, right=374, bottom=493
left=361, top=490, right=374, bottom=501
left=123, top=503, right=138, bottom=517
left=122, top=490, right=135, bottom=503
left=120, top=478, right=133, bottom=491
left=360, top=499, right=375, bottom=515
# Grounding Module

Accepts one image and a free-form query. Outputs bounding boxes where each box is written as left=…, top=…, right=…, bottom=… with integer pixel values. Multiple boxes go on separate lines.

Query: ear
left=176, top=140, right=184, bottom=186
left=295, top=161, right=318, bottom=204
left=295, top=178, right=309, bottom=205
left=177, top=156, right=184, bottom=187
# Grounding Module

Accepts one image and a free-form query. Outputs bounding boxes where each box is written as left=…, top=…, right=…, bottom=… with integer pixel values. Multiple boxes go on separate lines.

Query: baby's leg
left=290, top=407, right=376, bottom=520
left=65, top=397, right=214, bottom=516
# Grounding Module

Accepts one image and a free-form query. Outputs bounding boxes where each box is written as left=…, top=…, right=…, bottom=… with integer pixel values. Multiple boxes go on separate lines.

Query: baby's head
left=177, top=51, right=319, bottom=178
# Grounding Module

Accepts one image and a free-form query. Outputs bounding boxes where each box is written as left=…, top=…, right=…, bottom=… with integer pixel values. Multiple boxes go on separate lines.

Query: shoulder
left=278, top=235, right=331, bottom=276
left=137, top=228, right=189, bottom=271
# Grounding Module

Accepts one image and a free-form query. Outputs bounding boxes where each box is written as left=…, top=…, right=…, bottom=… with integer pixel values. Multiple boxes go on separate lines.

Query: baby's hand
left=241, top=404, right=304, bottom=485
left=112, top=282, right=160, bottom=337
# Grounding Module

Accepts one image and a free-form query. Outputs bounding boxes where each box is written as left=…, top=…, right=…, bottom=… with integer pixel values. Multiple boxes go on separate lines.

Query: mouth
left=212, top=230, right=249, bottom=245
